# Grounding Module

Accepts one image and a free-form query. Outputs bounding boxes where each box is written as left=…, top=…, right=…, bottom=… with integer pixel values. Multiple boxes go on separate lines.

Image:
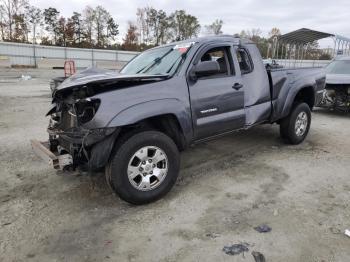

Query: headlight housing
left=74, top=98, right=101, bottom=124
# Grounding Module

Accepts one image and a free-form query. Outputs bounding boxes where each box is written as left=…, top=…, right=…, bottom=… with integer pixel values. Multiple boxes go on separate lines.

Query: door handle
left=232, top=83, right=243, bottom=90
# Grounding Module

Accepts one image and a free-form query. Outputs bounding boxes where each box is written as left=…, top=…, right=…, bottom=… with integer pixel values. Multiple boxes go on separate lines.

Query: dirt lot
left=0, top=68, right=350, bottom=262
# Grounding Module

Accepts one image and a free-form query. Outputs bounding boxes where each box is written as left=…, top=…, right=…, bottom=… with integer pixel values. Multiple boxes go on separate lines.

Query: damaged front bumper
left=31, top=140, right=73, bottom=170
left=31, top=127, right=120, bottom=172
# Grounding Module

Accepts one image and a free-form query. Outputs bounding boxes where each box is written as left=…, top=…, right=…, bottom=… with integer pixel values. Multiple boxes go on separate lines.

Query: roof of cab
left=149, top=35, right=253, bottom=50
left=179, top=35, right=253, bottom=45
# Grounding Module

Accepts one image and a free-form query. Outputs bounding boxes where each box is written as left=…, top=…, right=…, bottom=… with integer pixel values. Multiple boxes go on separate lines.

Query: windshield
left=326, top=60, right=350, bottom=74
left=120, top=44, right=192, bottom=75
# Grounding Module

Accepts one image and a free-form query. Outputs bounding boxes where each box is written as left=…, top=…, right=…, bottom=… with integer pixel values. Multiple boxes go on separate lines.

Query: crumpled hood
left=326, top=73, right=350, bottom=84
left=56, top=67, right=169, bottom=92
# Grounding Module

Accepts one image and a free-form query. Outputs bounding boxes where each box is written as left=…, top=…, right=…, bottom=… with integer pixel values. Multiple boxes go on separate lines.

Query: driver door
left=188, top=44, right=245, bottom=140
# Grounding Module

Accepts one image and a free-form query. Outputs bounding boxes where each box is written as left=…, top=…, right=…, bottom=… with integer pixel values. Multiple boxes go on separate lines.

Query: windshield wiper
left=136, top=48, right=174, bottom=74
left=166, top=54, right=187, bottom=74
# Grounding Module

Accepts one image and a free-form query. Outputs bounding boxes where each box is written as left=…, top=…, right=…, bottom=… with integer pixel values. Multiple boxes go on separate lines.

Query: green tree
left=71, top=12, right=83, bottom=45
left=146, top=8, right=170, bottom=45
left=56, top=17, right=67, bottom=46
left=156, top=10, right=171, bottom=44
left=94, top=5, right=109, bottom=47
left=168, top=10, right=200, bottom=41
left=43, top=7, right=59, bottom=44
left=106, top=17, right=119, bottom=45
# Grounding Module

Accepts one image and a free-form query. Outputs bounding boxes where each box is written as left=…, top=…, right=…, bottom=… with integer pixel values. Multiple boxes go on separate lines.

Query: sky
left=33, top=0, right=350, bottom=47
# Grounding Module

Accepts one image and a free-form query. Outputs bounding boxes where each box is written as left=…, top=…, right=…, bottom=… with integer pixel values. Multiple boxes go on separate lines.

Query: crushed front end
left=319, top=84, right=350, bottom=112
left=32, top=86, right=119, bottom=173
left=31, top=67, right=169, bottom=173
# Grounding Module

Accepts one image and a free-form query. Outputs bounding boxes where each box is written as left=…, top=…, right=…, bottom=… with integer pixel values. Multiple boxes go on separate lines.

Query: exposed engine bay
left=319, top=84, right=350, bottom=112
left=47, top=98, right=118, bottom=172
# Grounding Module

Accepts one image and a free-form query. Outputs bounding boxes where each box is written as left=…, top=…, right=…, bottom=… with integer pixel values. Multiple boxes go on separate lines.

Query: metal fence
left=0, top=41, right=333, bottom=70
left=275, top=59, right=330, bottom=68
left=0, top=41, right=139, bottom=69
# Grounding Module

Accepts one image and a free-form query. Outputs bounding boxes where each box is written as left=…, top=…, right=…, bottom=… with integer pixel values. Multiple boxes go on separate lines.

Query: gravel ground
left=0, top=69, right=350, bottom=262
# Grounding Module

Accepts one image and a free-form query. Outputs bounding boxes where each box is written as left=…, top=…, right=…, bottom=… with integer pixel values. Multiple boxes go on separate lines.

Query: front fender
left=107, top=98, right=193, bottom=142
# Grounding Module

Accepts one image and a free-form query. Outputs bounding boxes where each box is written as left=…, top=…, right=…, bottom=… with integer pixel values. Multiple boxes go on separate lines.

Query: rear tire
left=106, top=130, right=180, bottom=205
left=280, top=102, right=311, bottom=145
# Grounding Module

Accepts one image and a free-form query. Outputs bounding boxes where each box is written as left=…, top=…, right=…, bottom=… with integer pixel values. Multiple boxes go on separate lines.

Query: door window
left=198, top=47, right=231, bottom=77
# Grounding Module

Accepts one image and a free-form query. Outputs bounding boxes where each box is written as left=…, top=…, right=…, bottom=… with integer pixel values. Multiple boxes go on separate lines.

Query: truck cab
left=185, top=39, right=271, bottom=139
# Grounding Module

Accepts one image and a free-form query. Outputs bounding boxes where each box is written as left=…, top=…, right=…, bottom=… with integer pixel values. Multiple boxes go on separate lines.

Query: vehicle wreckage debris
left=254, top=224, right=272, bottom=233
left=252, top=251, right=266, bottom=262
left=222, top=243, right=249, bottom=256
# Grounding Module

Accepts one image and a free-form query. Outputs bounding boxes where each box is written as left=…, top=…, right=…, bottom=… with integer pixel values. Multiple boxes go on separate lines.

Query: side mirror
left=191, top=61, right=220, bottom=80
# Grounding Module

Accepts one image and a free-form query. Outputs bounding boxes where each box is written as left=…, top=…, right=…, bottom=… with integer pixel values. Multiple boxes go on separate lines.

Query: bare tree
left=0, top=0, right=28, bottom=40
left=136, top=7, right=146, bottom=45
left=0, top=5, right=5, bottom=39
left=25, top=5, right=42, bottom=44
left=82, top=6, right=95, bottom=47
left=204, top=19, right=223, bottom=35
left=122, top=21, right=138, bottom=51
left=268, top=27, right=281, bottom=39
left=241, top=28, right=262, bottom=43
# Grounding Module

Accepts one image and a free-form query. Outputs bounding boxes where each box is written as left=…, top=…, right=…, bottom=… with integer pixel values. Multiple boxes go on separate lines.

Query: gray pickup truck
left=32, top=36, right=325, bottom=204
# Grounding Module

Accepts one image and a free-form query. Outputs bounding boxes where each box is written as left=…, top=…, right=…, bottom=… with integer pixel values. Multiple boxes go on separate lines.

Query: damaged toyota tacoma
left=31, top=36, right=326, bottom=204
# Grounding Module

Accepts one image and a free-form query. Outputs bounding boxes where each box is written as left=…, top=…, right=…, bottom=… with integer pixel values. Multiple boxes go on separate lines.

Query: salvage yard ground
left=0, top=69, right=350, bottom=262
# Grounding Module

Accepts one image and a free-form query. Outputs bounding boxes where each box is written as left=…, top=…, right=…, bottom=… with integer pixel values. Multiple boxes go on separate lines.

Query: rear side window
left=237, top=48, right=253, bottom=74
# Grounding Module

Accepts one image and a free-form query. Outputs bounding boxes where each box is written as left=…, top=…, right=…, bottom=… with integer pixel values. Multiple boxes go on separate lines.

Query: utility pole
left=32, top=25, right=37, bottom=68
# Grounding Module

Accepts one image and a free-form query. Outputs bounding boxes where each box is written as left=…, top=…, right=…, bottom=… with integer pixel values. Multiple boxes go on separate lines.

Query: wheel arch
left=282, top=85, right=315, bottom=117
left=117, top=113, right=188, bottom=151
left=293, top=86, right=315, bottom=109
left=106, top=98, right=192, bottom=145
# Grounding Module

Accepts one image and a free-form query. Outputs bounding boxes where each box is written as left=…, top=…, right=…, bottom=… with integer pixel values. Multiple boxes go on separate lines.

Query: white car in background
left=319, top=56, right=350, bottom=112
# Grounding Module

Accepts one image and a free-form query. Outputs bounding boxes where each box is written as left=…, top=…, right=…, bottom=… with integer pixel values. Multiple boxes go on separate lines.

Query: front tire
left=106, top=130, right=180, bottom=205
left=280, top=102, right=311, bottom=144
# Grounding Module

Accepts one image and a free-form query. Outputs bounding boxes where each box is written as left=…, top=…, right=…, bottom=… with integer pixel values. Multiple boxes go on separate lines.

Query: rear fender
left=281, top=84, right=315, bottom=117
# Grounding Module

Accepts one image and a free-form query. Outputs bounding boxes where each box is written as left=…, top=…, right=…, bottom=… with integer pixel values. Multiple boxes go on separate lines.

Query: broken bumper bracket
left=30, top=139, right=73, bottom=170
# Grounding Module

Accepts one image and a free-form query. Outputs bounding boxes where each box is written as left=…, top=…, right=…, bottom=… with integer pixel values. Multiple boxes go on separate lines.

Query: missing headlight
left=75, top=98, right=101, bottom=124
